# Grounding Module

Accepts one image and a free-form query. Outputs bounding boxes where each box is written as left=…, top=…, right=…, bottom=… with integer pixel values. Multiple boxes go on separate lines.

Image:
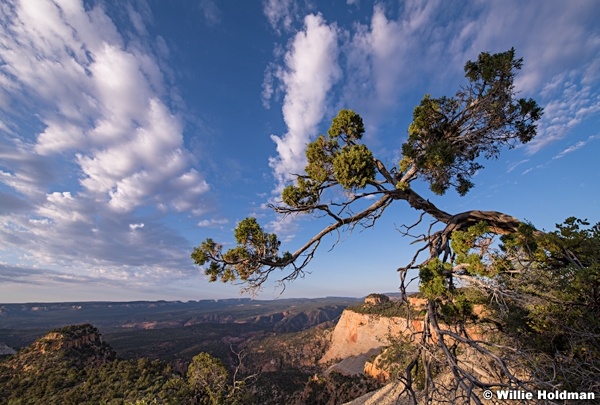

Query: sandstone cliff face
left=316, top=291, right=492, bottom=385
left=320, top=309, right=421, bottom=367
left=363, top=356, right=390, bottom=382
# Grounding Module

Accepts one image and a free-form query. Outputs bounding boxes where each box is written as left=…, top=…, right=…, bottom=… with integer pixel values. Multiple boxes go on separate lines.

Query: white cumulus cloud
left=0, top=0, right=211, bottom=286
left=268, top=13, right=341, bottom=191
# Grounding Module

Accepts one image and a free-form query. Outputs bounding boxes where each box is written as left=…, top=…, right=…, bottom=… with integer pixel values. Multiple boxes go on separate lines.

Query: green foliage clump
left=401, top=48, right=542, bottom=195
left=413, top=217, right=600, bottom=393
left=450, top=221, right=491, bottom=276
left=439, top=294, right=474, bottom=324
left=187, top=353, right=229, bottom=404
left=419, top=258, right=452, bottom=300
left=376, top=334, right=441, bottom=390
left=282, top=177, right=319, bottom=208
left=191, top=217, right=288, bottom=285
left=306, top=135, right=335, bottom=183
left=327, top=108, right=366, bottom=142
left=323, top=110, right=376, bottom=190
left=285, top=109, right=375, bottom=203
left=347, top=300, right=410, bottom=318
left=419, top=262, right=476, bottom=323
left=187, top=352, right=250, bottom=405
left=494, top=218, right=600, bottom=392
left=418, top=222, right=497, bottom=322
left=332, top=144, right=375, bottom=191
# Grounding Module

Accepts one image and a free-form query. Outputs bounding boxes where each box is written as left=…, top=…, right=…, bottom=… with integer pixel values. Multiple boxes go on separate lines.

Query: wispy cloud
left=267, top=214, right=299, bottom=243
left=268, top=13, right=341, bottom=191
left=507, top=159, right=530, bottom=173
left=197, top=218, right=229, bottom=228
left=262, top=0, right=308, bottom=34
left=0, top=263, right=85, bottom=285
left=199, top=0, right=222, bottom=27
left=520, top=133, right=599, bottom=176
left=553, top=134, right=600, bottom=160
left=0, top=0, right=210, bottom=284
left=527, top=70, right=600, bottom=154
left=342, top=1, right=452, bottom=130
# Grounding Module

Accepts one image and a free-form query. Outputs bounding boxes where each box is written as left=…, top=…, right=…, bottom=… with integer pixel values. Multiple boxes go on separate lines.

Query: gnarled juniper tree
left=192, top=49, right=597, bottom=403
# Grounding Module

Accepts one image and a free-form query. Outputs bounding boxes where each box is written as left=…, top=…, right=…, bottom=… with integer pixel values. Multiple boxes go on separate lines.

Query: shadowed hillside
left=0, top=324, right=188, bottom=404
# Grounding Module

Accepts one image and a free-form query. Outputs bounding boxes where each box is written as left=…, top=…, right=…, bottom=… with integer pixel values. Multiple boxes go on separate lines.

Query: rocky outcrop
left=33, top=324, right=103, bottom=353
left=332, top=295, right=498, bottom=404
left=363, top=355, right=390, bottom=382
left=364, top=294, right=390, bottom=306
left=319, top=308, right=423, bottom=378
left=322, top=295, right=484, bottom=383
left=5, top=324, right=115, bottom=372
left=320, top=294, right=428, bottom=365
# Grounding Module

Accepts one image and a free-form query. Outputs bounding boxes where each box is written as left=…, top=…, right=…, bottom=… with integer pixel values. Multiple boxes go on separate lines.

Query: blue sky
left=0, top=0, right=598, bottom=303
